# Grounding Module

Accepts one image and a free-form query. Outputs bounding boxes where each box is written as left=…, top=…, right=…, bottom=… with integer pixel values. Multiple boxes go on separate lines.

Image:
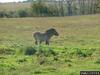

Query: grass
left=0, top=14, right=100, bottom=75
left=0, top=14, right=100, bottom=47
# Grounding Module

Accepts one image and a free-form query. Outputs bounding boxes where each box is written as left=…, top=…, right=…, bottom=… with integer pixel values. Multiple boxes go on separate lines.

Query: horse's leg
left=46, top=40, right=49, bottom=45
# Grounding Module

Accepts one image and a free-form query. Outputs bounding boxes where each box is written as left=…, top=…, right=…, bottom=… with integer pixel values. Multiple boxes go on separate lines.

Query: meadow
left=0, top=14, right=100, bottom=75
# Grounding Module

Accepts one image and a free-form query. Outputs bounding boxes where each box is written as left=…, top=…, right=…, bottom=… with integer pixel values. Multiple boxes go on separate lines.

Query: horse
left=33, top=28, right=59, bottom=45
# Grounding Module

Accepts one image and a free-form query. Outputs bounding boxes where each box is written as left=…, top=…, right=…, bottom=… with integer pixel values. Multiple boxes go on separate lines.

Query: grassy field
left=0, top=14, right=100, bottom=75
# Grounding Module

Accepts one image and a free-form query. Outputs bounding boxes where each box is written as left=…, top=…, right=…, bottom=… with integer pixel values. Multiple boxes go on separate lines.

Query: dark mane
left=45, top=28, right=56, bottom=34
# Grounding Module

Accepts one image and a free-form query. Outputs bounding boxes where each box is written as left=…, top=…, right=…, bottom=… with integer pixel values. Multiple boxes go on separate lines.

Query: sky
left=0, top=0, right=26, bottom=3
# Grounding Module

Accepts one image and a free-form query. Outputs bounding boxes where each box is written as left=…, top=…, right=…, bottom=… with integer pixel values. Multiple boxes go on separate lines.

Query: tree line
left=0, top=0, right=100, bottom=18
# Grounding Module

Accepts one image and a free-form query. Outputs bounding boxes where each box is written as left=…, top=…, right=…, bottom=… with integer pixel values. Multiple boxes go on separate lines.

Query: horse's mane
left=45, top=28, right=56, bottom=34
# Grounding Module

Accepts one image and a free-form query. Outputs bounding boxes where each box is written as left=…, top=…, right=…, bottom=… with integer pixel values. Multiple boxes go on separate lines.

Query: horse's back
left=33, top=32, right=40, bottom=38
left=34, top=32, right=40, bottom=36
left=33, top=32, right=46, bottom=41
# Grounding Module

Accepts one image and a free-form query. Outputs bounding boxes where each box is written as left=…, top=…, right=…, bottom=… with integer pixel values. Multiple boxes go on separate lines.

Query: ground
left=0, top=14, right=100, bottom=75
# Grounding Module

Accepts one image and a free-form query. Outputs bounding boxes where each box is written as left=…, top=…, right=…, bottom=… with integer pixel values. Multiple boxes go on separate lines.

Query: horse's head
left=46, top=28, right=59, bottom=36
left=52, top=28, right=59, bottom=36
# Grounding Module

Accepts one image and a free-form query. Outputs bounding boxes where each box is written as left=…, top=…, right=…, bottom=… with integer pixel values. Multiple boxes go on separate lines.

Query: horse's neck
left=45, top=33, right=54, bottom=39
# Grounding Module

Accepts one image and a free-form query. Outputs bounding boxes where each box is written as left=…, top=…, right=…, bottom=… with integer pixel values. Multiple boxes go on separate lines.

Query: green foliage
left=95, top=0, right=100, bottom=13
left=0, top=11, right=6, bottom=18
left=0, top=11, right=19, bottom=18
left=0, top=9, right=31, bottom=18
left=0, top=46, right=100, bottom=75
left=31, top=2, right=48, bottom=16
left=67, top=48, right=95, bottom=58
left=16, top=57, right=27, bottom=63
left=0, top=63, right=16, bottom=70
left=24, top=46, right=36, bottom=55
left=0, top=46, right=16, bottom=55
left=34, top=46, right=57, bottom=57
left=0, top=0, right=100, bottom=17
left=33, top=70, right=42, bottom=74
left=17, top=9, right=30, bottom=17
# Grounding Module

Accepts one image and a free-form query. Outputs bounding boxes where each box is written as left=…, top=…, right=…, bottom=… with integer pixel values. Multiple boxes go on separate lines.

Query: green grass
left=0, top=14, right=100, bottom=75
left=0, top=14, right=100, bottom=47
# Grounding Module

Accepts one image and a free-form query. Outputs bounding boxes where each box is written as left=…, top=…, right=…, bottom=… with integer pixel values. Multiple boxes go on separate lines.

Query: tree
left=67, top=0, right=73, bottom=16
left=95, top=0, right=100, bottom=13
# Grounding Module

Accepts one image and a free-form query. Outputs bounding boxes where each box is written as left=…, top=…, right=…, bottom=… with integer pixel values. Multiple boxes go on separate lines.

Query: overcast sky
left=0, top=0, right=27, bottom=3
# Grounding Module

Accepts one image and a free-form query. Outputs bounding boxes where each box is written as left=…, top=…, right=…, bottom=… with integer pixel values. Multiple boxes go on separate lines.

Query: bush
left=0, top=46, right=16, bottom=55
left=17, top=9, right=30, bottom=17
left=0, top=10, right=19, bottom=18
left=0, top=11, right=7, bottom=18
left=24, top=46, right=36, bottom=55
left=44, top=49, right=57, bottom=57
left=75, top=49, right=87, bottom=57
left=69, top=48, right=86, bottom=58
left=7, top=11, right=19, bottom=18
left=0, top=9, right=31, bottom=18
left=31, top=2, right=59, bottom=17
left=68, top=48, right=95, bottom=58
left=35, top=48, right=57, bottom=57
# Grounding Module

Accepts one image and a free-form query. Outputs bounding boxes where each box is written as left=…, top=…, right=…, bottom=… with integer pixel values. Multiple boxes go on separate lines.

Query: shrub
left=17, top=9, right=30, bottom=17
left=24, top=46, right=36, bottom=55
left=75, top=49, right=87, bottom=57
left=31, top=2, right=59, bottom=17
left=0, top=10, right=19, bottom=18
left=69, top=48, right=86, bottom=58
left=7, top=11, right=19, bottom=18
left=36, top=48, right=57, bottom=57
left=0, top=11, right=7, bottom=18
left=0, top=46, right=16, bottom=55
left=44, top=49, right=57, bottom=57
left=69, top=48, right=95, bottom=58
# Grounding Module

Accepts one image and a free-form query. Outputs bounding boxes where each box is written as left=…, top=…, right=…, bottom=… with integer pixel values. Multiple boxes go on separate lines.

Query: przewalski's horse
left=33, top=28, right=59, bottom=45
